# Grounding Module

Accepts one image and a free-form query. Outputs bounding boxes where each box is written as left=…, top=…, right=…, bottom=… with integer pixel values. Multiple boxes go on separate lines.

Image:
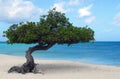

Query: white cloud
left=52, top=0, right=91, bottom=13
left=52, top=1, right=72, bottom=13
left=78, top=4, right=95, bottom=24
left=85, top=16, right=95, bottom=24
left=68, top=0, right=80, bottom=6
left=113, top=12, right=120, bottom=26
left=78, top=4, right=93, bottom=18
left=0, top=0, right=45, bottom=23
left=52, top=2, right=66, bottom=13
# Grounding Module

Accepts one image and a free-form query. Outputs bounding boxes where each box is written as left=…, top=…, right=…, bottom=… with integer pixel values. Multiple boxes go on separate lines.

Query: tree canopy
left=4, top=9, right=94, bottom=45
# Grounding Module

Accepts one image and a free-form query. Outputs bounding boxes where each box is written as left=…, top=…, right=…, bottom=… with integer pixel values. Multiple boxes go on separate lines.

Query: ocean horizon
left=0, top=41, right=120, bottom=66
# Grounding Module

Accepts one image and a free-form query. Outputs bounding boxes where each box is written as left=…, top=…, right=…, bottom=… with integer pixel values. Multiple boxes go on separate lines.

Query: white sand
left=0, top=54, right=120, bottom=79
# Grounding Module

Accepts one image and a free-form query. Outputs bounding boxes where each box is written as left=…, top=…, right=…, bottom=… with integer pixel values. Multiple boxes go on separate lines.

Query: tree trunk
left=8, top=43, right=55, bottom=74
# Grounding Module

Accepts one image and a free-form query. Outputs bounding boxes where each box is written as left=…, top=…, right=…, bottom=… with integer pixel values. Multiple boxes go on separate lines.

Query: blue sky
left=0, top=0, right=120, bottom=41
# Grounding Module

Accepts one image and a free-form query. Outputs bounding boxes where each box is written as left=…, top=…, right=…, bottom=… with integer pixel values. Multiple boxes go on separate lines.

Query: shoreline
left=0, top=54, right=120, bottom=79
left=1, top=53, right=119, bottom=67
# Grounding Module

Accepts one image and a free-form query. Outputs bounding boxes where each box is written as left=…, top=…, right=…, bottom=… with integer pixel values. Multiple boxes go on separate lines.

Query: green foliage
left=3, top=8, right=94, bottom=45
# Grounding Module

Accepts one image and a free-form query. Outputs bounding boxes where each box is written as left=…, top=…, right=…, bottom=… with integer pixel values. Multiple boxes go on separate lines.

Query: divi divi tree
left=3, top=8, right=94, bottom=74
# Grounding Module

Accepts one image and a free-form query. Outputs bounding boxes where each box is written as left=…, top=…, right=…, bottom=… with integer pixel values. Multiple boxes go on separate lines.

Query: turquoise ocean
left=0, top=42, right=120, bottom=66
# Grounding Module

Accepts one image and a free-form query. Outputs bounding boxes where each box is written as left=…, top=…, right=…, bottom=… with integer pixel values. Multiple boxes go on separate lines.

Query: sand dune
left=0, top=54, right=120, bottom=79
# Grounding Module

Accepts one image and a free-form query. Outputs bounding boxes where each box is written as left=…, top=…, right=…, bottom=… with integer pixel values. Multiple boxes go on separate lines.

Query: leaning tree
left=3, top=9, right=94, bottom=74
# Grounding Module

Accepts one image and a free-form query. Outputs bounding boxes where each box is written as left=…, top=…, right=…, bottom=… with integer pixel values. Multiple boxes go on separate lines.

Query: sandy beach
left=0, top=54, right=120, bottom=79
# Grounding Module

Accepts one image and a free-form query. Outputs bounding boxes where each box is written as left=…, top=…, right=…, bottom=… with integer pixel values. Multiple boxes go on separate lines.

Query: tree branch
left=31, top=43, right=55, bottom=52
